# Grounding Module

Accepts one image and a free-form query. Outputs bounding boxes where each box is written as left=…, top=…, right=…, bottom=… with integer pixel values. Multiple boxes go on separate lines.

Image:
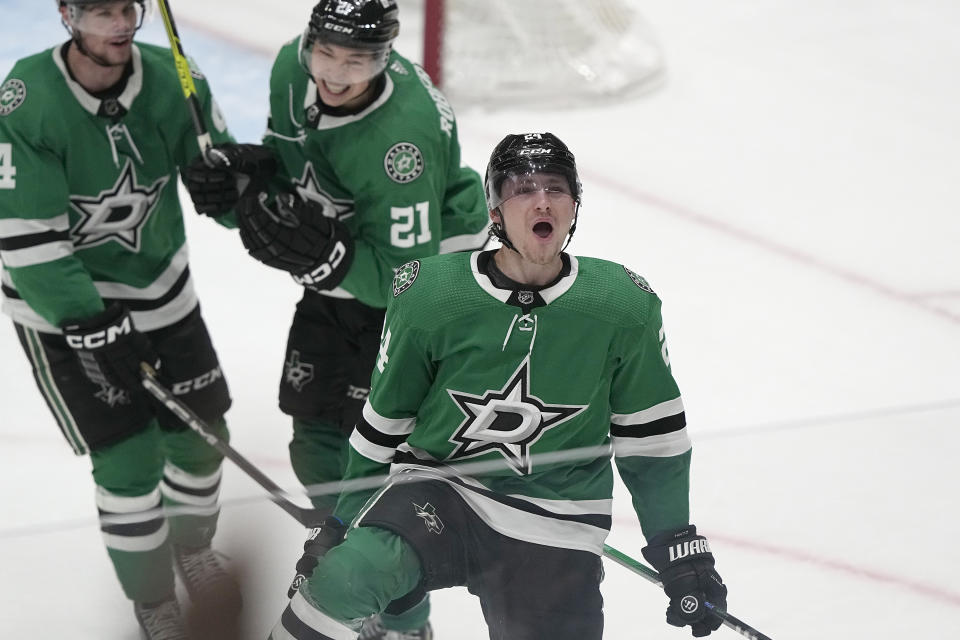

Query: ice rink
left=1, top=1, right=958, bottom=637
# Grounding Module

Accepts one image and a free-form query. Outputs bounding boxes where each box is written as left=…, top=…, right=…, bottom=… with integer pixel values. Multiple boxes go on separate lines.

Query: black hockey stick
left=155, top=0, right=227, bottom=167
left=602, top=544, right=773, bottom=640
left=140, top=364, right=317, bottom=526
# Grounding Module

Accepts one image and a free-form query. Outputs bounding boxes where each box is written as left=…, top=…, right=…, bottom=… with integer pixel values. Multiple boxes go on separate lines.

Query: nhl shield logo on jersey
left=393, top=260, right=420, bottom=297
left=384, top=142, right=424, bottom=184
left=623, top=266, right=655, bottom=294
left=0, top=79, right=27, bottom=116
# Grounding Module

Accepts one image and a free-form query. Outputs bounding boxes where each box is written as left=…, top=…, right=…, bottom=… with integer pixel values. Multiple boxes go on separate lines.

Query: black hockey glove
left=184, top=143, right=278, bottom=217
left=237, top=192, right=354, bottom=289
left=287, top=516, right=347, bottom=598
left=61, top=303, right=160, bottom=399
left=641, top=525, right=727, bottom=637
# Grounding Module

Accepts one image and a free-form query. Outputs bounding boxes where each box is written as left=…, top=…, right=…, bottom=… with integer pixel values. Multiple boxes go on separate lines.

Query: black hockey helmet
left=484, top=132, right=582, bottom=211
left=306, top=0, right=400, bottom=49
left=485, top=132, right=582, bottom=252
left=299, top=0, right=400, bottom=83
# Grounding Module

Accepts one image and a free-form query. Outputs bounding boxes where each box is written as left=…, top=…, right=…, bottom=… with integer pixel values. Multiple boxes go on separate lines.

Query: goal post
left=420, top=0, right=666, bottom=107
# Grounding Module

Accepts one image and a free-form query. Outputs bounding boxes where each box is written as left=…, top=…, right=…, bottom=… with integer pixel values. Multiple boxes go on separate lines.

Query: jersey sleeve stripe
left=610, top=410, right=686, bottom=438
left=439, top=228, right=489, bottom=254
left=0, top=214, right=70, bottom=236
left=612, top=428, right=692, bottom=458
left=355, top=415, right=408, bottom=449
left=349, top=429, right=398, bottom=464
left=0, top=239, right=74, bottom=267
left=611, top=396, right=685, bottom=426
left=0, top=228, right=70, bottom=251
left=362, top=401, right=416, bottom=436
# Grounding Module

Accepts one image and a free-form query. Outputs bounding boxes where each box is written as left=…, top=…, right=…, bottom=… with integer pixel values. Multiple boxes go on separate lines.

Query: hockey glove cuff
left=642, top=525, right=727, bottom=637
left=287, top=516, right=347, bottom=598
left=61, top=303, right=160, bottom=399
left=185, top=143, right=278, bottom=217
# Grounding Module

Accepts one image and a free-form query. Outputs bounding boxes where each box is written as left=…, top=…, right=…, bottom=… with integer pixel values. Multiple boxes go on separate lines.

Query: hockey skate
left=134, top=598, right=188, bottom=640
left=173, top=544, right=242, bottom=613
left=359, top=615, right=434, bottom=640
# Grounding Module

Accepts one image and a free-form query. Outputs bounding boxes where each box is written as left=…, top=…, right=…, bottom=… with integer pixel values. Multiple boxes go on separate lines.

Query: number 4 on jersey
left=376, top=327, right=392, bottom=373
left=0, top=143, right=16, bottom=189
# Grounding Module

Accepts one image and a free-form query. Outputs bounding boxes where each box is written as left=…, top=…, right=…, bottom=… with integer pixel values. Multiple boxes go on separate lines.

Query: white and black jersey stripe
left=0, top=214, right=73, bottom=268
left=2, top=243, right=198, bottom=333
left=610, top=396, right=692, bottom=458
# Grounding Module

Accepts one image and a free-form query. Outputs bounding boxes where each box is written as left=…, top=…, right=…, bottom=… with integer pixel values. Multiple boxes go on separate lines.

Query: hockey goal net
left=421, top=0, right=665, bottom=107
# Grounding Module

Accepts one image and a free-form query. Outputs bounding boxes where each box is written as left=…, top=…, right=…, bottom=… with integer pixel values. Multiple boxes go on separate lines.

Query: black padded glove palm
left=287, top=516, right=347, bottom=598
left=184, top=143, right=278, bottom=217
left=642, top=525, right=727, bottom=637
left=61, top=303, right=159, bottom=398
left=237, top=192, right=354, bottom=289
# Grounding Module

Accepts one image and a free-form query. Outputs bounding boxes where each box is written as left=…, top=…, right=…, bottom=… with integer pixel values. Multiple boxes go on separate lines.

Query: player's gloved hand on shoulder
left=287, top=516, right=347, bottom=598
left=61, top=303, right=160, bottom=398
left=184, top=143, right=278, bottom=217
left=642, top=525, right=727, bottom=637
left=237, top=192, right=354, bottom=290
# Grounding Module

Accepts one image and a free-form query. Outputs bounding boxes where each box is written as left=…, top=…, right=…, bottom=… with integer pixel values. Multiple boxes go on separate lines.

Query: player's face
left=63, top=1, right=140, bottom=66
left=308, top=43, right=383, bottom=108
left=495, top=172, right=577, bottom=265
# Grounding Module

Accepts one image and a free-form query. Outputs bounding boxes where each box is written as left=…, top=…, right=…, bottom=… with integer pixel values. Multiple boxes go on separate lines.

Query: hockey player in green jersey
left=184, top=1, right=488, bottom=637
left=0, top=1, right=241, bottom=637
left=269, top=132, right=729, bottom=640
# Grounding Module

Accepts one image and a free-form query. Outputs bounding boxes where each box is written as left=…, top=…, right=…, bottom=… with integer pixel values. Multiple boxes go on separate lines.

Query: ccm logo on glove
left=65, top=316, right=132, bottom=350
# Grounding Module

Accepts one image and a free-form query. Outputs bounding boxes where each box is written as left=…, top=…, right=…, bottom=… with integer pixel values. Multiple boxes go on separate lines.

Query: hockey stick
left=140, top=363, right=317, bottom=526
left=142, top=364, right=769, bottom=637
left=155, top=0, right=227, bottom=167
left=602, top=544, right=773, bottom=640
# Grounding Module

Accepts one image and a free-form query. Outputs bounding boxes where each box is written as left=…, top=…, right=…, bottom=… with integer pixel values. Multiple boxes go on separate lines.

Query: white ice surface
left=1, top=1, right=958, bottom=638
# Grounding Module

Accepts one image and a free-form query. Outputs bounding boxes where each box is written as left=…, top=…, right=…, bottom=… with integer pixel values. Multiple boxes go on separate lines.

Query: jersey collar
left=52, top=43, right=144, bottom=118
left=470, top=250, right=579, bottom=309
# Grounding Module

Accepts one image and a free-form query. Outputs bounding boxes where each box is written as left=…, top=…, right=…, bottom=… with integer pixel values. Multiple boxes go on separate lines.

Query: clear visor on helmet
left=298, top=30, right=391, bottom=87
left=488, top=171, right=575, bottom=210
left=64, top=0, right=150, bottom=38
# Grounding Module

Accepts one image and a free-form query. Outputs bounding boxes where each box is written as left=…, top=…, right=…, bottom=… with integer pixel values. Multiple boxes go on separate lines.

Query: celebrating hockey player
left=0, top=1, right=241, bottom=637
left=184, top=1, right=489, bottom=637
left=268, top=132, right=729, bottom=640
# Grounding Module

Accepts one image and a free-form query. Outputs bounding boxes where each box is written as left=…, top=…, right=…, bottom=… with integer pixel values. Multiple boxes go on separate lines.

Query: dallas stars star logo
left=69, top=159, right=168, bottom=251
left=294, top=162, right=355, bottom=221
left=447, top=359, right=586, bottom=475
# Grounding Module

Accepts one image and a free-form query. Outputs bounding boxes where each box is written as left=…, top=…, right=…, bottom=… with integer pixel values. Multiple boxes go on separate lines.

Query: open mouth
left=533, top=221, right=553, bottom=238
left=321, top=80, right=351, bottom=96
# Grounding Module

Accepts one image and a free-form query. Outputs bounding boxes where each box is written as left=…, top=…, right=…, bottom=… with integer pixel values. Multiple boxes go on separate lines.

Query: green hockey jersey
left=263, top=40, right=488, bottom=308
left=337, top=251, right=694, bottom=553
left=0, top=42, right=233, bottom=332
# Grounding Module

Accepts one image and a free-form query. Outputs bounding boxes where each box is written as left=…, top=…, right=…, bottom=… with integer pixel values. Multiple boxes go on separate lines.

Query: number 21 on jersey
left=391, top=201, right=431, bottom=248
left=0, top=143, right=16, bottom=189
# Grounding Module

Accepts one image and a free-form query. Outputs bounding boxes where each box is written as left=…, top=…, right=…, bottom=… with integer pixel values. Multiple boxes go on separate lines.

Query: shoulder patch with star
left=384, top=142, right=424, bottom=184
left=0, top=78, right=27, bottom=116
left=623, top=266, right=655, bottom=294
left=393, top=260, right=421, bottom=297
